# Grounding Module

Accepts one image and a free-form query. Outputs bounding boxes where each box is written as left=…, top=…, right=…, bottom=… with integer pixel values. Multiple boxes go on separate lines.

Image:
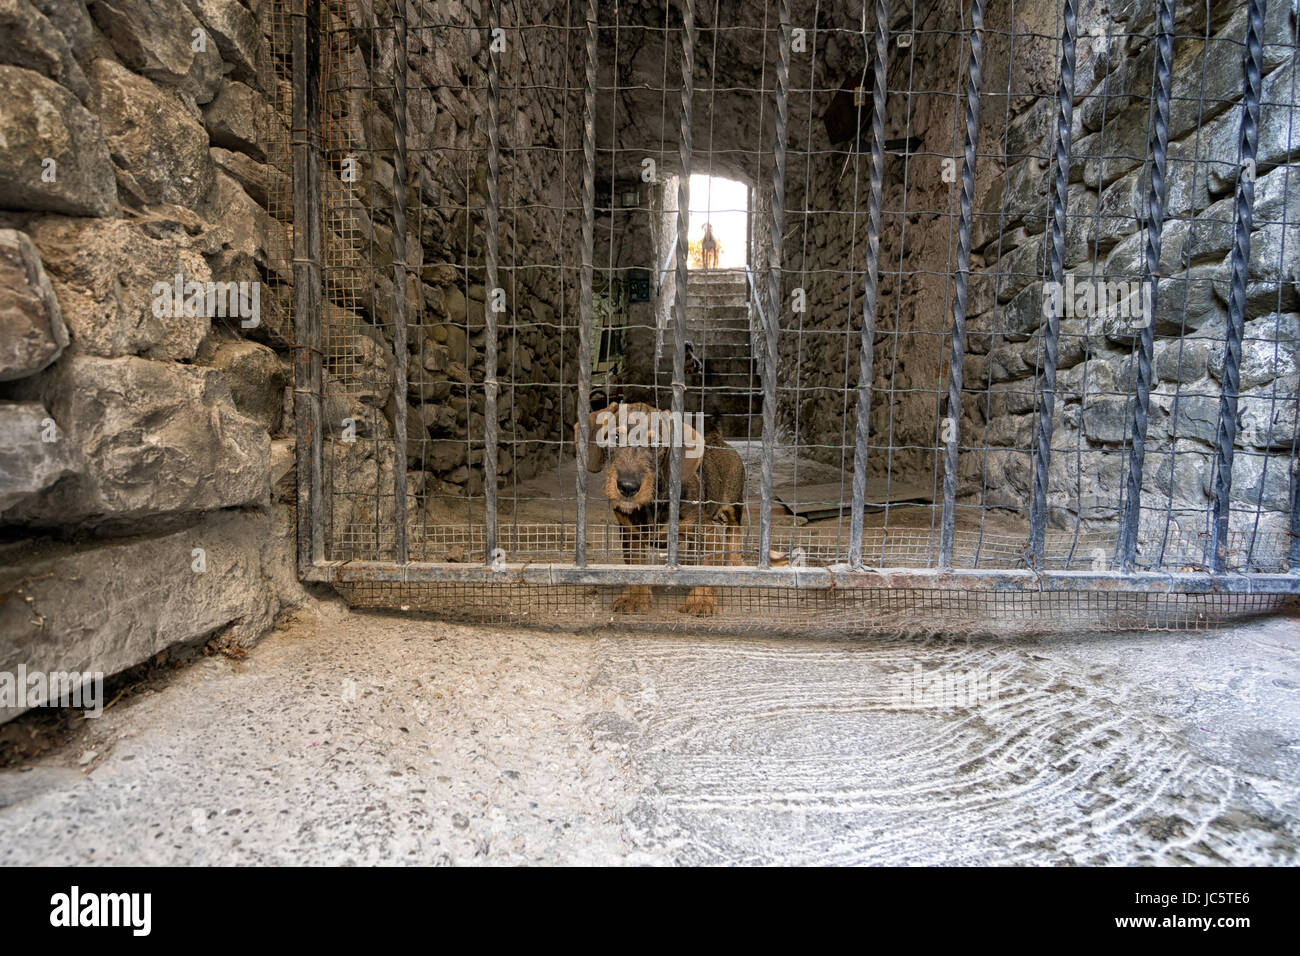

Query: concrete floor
left=1, top=599, right=1298, bottom=865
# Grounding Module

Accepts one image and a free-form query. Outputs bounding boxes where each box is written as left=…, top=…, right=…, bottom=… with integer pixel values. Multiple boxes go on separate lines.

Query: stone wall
left=0, top=0, right=310, bottom=722
left=963, top=0, right=1298, bottom=560
left=777, top=1, right=979, bottom=484
left=778, top=0, right=1299, bottom=564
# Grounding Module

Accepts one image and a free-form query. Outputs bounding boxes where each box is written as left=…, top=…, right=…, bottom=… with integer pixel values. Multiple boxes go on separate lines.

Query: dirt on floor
left=1, top=596, right=1297, bottom=865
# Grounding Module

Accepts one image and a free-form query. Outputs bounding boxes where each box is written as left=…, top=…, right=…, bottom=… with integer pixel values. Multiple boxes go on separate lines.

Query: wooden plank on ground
left=774, top=478, right=933, bottom=521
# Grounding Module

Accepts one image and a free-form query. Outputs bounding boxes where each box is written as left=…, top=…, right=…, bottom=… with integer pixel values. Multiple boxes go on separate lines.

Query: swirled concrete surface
left=1, top=602, right=1297, bottom=865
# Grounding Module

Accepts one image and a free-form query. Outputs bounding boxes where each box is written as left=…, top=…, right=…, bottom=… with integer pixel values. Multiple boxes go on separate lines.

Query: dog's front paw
left=678, top=586, right=717, bottom=616
left=612, top=585, right=651, bottom=614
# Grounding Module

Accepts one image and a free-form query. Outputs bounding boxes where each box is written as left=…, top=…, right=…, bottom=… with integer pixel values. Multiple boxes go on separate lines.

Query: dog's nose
left=617, top=475, right=641, bottom=497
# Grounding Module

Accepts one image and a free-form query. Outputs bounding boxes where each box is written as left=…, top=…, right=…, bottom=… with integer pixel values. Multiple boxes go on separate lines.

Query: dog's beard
left=613, top=481, right=654, bottom=512
left=604, top=467, right=655, bottom=513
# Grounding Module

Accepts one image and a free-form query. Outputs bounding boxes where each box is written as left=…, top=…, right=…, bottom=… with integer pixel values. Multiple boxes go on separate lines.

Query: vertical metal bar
left=667, top=0, right=694, bottom=566
left=746, top=183, right=754, bottom=273
left=1027, top=0, right=1077, bottom=566
left=1118, top=0, right=1174, bottom=571
left=1291, top=16, right=1300, bottom=577
left=757, top=0, right=790, bottom=568
left=293, top=0, right=323, bottom=572
left=847, top=0, right=888, bottom=568
left=575, top=0, right=597, bottom=567
left=938, top=0, right=985, bottom=571
left=1210, top=0, right=1265, bottom=572
left=1292, top=408, right=1300, bottom=570
left=483, top=0, right=502, bottom=564
left=391, top=8, right=409, bottom=564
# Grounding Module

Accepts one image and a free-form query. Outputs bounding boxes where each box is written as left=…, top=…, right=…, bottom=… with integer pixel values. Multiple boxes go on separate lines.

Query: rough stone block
left=0, top=229, right=67, bottom=381
left=26, top=216, right=211, bottom=360
left=0, top=0, right=88, bottom=98
left=87, top=0, right=223, bottom=103
left=5, top=354, right=269, bottom=525
left=0, top=65, right=116, bottom=216
left=0, top=401, right=78, bottom=513
left=0, top=508, right=277, bottom=723
left=86, top=58, right=215, bottom=209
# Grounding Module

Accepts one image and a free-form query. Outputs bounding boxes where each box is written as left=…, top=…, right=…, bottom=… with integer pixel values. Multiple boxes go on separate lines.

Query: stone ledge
left=0, top=507, right=278, bottom=724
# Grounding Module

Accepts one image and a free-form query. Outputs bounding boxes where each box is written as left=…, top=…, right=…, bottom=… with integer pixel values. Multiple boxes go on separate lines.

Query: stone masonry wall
left=962, top=0, right=1298, bottom=562
left=0, top=0, right=307, bottom=723
left=778, top=0, right=1298, bottom=566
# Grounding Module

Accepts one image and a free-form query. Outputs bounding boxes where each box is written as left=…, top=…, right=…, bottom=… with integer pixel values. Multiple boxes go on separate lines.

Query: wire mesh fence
left=288, top=0, right=1300, bottom=633
left=336, top=581, right=1292, bottom=633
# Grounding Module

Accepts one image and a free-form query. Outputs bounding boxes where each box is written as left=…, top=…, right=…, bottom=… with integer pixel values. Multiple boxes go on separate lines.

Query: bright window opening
left=687, top=174, right=747, bottom=269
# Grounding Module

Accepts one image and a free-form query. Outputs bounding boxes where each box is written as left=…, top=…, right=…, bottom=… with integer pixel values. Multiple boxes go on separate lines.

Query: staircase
left=658, top=268, right=763, bottom=439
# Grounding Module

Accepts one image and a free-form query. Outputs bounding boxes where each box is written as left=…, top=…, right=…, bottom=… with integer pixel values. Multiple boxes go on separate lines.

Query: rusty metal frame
left=299, top=560, right=1300, bottom=594
left=292, top=0, right=324, bottom=576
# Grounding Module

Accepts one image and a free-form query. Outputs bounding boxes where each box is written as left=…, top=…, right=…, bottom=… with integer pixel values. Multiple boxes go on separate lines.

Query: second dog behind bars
left=575, top=402, right=745, bottom=615
left=700, top=222, right=719, bottom=270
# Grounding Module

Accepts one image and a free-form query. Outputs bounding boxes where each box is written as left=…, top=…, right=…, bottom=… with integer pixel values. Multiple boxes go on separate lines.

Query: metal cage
left=288, top=0, right=1300, bottom=632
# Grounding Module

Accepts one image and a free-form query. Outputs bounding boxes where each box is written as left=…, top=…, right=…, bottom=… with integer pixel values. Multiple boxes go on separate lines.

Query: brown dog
left=575, top=402, right=746, bottom=615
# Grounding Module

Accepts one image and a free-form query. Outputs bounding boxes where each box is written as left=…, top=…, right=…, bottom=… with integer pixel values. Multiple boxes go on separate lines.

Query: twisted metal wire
left=391, top=7, right=409, bottom=564
left=291, top=0, right=324, bottom=569
left=666, top=0, right=694, bottom=566
left=574, top=0, right=597, bottom=567
left=938, top=0, right=985, bottom=571
left=848, top=0, right=889, bottom=568
left=759, top=0, right=792, bottom=568
left=1293, top=1, right=1300, bottom=573
left=1028, top=0, right=1077, bottom=566
left=1210, top=0, right=1265, bottom=572
left=482, top=0, right=503, bottom=563
left=1118, top=0, right=1175, bottom=572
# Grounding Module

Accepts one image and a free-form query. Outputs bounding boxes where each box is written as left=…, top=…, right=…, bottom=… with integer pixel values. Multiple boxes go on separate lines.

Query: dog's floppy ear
left=574, top=404, right=614, bottom=472
left=681, top=416, right=702, bottom=478
left=678, top=416, right=705, bottom=482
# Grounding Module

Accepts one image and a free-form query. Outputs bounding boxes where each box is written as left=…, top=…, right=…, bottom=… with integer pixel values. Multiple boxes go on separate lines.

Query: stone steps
left=658, top=268, right=762, bottom=438
left=687, top=293, right=748, bottom=308
left=686, top=304, right=748, bottom=321
left=680, top=331, right=752, bottom=351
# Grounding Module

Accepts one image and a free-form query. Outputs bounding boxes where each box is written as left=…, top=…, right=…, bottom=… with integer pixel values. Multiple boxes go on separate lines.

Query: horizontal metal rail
left=302, top=561, right=1300, bottom=595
